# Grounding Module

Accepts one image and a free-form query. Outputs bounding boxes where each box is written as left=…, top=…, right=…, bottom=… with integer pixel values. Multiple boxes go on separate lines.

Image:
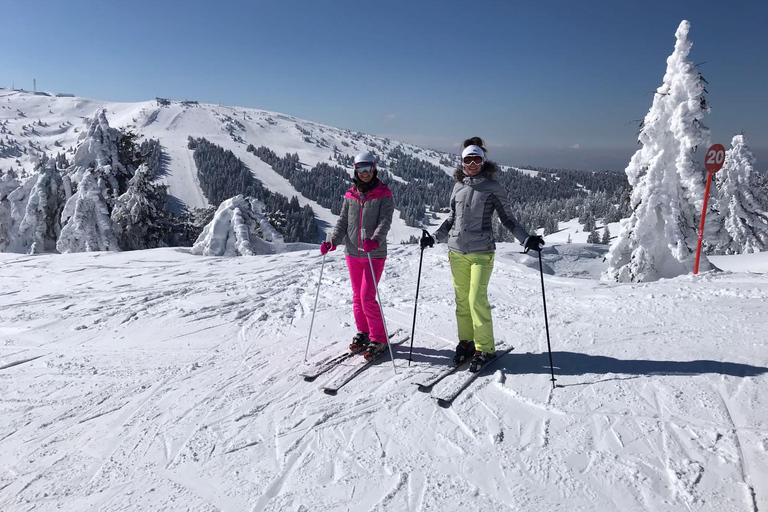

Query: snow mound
left=191, top=195, right=287, bottom=256
left=542, top=243, right=609, bottom=279
left=499, top=243, right=609, bottom=279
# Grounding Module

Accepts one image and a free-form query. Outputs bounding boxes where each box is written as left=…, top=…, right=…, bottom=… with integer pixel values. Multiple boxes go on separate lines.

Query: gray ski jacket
left=329, top=180, right=395, bottom=259
left=435, top=163, right=529, bottom=254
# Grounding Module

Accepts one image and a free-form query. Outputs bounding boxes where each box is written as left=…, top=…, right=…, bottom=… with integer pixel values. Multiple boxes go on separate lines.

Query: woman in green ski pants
left=424, top=137, right=544, bottom=372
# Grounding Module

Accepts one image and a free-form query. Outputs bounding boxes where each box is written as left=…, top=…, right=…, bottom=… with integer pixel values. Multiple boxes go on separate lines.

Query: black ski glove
left=523, top=235, right=545, bottom=253
left=420, top=230, right=435, bottom=249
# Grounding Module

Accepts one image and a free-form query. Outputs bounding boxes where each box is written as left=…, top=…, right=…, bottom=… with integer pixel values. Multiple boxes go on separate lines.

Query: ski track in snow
left=1, top=245, right=767, bottom=511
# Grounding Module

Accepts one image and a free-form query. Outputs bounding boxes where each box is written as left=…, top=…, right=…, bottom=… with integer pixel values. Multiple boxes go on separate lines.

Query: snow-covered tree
left=0, top=170, right=21, bottom=251
left=601, top=226, right=611, bottom=245
left=587, top=229, right=600, bottom=244
left=56, top=168, right=120, bottom=253
left=581, top=212, right=596, bottom=232
left=53, top=112, right=172, bottom=253
left=8, top=159, right=65, bottom=253
left=543, top=216, right=559, bottom=235
left=111, top=164, right=169, bottom=250
left=191, top=195, right=286, bottom=256
left=604, top=20, right=712, bottom=282
left=71, top=109, right=131, bottom=199
left=709, top=134, right=768, bottom=254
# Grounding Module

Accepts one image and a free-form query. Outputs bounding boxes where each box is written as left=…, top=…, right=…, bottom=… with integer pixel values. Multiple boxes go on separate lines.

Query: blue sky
left=3, top=0, right=767, bottom=170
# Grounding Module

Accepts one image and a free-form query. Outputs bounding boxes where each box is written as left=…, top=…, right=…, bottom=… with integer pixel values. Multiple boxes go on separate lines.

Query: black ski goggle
left=355, top=163, right=374, bottom=174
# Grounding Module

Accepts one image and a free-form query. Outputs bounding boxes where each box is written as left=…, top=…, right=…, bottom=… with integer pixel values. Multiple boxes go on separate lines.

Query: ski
left=301, top=328, right=404, bottom=382
left=321, top=333, right=409, bottom=395
left=301, top=352, right=355, bottom=382
left=434, top=346, right=514, bottom=408
left=414, top=359, right=470, bottom=392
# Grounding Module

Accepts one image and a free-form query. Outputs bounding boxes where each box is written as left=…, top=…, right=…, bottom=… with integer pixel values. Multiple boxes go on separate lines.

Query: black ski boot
left=453, top=340, right=475, bottom=365
left=469, top=351, right=494, bottom=373
left=349, top=332, right=370, bottom=354
left=363, top=341, right=387, bottom=361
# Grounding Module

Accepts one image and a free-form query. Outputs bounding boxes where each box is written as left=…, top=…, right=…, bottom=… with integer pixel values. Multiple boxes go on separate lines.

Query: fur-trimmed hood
left=454, top=161, right=499, bottom=182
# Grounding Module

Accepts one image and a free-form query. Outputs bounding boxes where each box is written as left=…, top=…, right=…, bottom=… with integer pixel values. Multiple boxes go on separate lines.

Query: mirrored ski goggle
left=463, top=156, right=484, bottom=166
left=355, top=163, right=374, bottom=173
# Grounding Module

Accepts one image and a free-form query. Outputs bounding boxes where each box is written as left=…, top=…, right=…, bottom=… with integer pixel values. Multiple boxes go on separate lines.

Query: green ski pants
left=448, top=250, right=496, bottom=353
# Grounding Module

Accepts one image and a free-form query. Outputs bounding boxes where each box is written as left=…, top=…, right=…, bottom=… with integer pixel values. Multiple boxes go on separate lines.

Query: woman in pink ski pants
left=320, top=151, right=395, bottom=360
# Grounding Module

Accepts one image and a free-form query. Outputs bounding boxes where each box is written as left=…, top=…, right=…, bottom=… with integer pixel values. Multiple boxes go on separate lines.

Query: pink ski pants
left=345, top=255, right=387, bottom=343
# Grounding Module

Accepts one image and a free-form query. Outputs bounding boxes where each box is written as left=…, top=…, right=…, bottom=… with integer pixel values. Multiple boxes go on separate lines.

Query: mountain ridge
left=1, top=88, right=473, bottom=243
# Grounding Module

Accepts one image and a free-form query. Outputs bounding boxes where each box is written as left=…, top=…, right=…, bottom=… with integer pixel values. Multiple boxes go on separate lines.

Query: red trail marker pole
left=694, top=143, right=725, bottom=275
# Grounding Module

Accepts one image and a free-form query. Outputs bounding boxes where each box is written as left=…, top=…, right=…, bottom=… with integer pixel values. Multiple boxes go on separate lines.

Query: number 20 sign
left=705, top=144, right=726, bottom=173
left=694, top=143, right=726, bottom=274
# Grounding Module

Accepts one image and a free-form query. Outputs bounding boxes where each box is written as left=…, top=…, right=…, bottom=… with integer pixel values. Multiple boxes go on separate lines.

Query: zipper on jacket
left=357, top=199, right=365, bottom=257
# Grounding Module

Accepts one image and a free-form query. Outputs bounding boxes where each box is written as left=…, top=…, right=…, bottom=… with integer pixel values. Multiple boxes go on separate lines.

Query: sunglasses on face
left=355, top=163, right=374, bottom=174
left=463, top=156, right=484, bottom=166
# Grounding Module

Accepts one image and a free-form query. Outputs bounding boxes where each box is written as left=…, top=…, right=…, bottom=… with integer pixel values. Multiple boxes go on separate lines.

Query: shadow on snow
left=498, top=351, right=768, bottom=381
left=403, top=347, right=767, bottom=381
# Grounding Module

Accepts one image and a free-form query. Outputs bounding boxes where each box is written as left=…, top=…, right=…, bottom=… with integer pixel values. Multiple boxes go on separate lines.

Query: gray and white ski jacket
left=329, top=180, right=395, bottom=259
left=435, top=163, right=529, bottom=254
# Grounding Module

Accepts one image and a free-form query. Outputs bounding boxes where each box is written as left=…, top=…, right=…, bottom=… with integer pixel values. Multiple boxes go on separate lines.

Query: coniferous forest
left=190, top=137, right=317, bottom=243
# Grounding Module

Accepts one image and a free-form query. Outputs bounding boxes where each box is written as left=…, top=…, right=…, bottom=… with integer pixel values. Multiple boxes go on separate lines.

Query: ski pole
left=537, top=250, right=557, bottom=388
left=408, top=230, right=430, bottom=365
left=367, top=252, right=397, bottom=374
left=303, top=253, right=327, bottom=363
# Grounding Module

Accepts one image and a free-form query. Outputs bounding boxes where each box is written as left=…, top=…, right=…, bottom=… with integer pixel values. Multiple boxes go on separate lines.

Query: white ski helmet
left=354, top=151, right=377, bottom=170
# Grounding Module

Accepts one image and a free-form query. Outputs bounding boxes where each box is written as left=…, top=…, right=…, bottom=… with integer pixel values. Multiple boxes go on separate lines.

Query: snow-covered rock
left=191, top=195, right=286, bottom=256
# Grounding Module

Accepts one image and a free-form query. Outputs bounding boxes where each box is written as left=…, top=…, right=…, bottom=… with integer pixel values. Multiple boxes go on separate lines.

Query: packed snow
left=1, top=243, right=766, bottom=511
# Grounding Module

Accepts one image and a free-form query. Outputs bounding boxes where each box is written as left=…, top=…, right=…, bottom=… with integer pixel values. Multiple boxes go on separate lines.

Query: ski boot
left=453, top=340, right=475, bottom=365
left=349, top=332, right=370, bottom=354
left=363, top=341, right=387, bottom=361
left=469, top=350, right=494, bottom=373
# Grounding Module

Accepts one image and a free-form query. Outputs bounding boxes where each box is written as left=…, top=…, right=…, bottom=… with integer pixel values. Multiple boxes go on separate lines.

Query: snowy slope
left=538, top=218, right=621, bottom=245
left=0, top=89, right=465, bottom=244
left=1, top=244, right=766, bottom=511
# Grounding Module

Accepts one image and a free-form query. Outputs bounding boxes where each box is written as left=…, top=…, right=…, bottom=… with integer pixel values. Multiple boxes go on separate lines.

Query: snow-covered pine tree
left=54, top=111, right=167, bottom=252
left=587, top=229, right=600, bottom=244
left=580, top=211, right=596, bottom=232
left=604, top=20, right=711, bottom=282
left=601, top=225, right=611, bottom=245
left=172, top=206, right=216, bottom=246
left=71, top=109, right=131, bottom=201
left=9, top=158, right=65, bottom=253
left=0, top=170, right=21, bottom=251
left=710, top=134, right=768, bottom=254
left=111, top=164, right=169, bottom=250
left=543, top=216, right=559, bottom=235
left=56, top=168, right=120, bottom=253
